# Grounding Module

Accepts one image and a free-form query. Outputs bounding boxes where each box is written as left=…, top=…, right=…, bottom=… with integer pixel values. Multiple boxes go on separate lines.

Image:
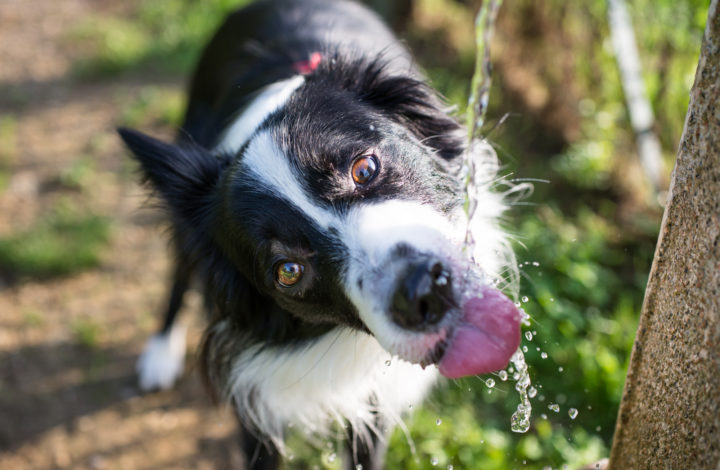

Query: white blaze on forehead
left=240, top=131, right=338, bottom=229
left=347, top=199, right=464, bottom=264
left=215, top=75, right=306, bottom=154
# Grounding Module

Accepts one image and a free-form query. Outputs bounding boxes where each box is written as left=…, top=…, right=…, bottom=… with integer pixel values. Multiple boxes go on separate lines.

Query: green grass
left=72, top=317, right=103, bottom=349
left=117, top=86, right=185, bottom=128
left=0, top=116, right=18, bottom=191
left=0, top=205, right=112, bottom=279
left=69, top=0, right=252, bottom=79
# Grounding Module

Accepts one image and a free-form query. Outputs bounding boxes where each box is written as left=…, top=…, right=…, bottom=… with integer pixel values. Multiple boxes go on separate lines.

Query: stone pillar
left=608, top=1, right=720, bottom=468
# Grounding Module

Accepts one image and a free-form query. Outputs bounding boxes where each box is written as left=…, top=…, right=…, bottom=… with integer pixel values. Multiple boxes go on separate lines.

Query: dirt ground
left=0, top=1, right=245, bottom=468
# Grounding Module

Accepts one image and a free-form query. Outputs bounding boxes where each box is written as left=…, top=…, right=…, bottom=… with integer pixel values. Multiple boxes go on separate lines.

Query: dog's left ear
left=118, top=128, right=229, bottom=224
left=360, top=73, right=466, bottom=160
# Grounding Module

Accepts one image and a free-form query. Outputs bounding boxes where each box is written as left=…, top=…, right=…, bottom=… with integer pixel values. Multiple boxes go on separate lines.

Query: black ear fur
left=317, top=56, right=466, bottom=160
left=360, top=69, right=465, bottom=160
left=118, top=128, right=228, bottom=224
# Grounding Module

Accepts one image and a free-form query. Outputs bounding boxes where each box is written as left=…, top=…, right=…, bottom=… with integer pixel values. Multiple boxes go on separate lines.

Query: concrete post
left=608, top=1, right=720, bottom=467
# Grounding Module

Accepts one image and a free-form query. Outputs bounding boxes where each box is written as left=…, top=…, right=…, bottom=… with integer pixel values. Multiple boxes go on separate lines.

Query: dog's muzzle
left=390, top=259, right=454, bottom=330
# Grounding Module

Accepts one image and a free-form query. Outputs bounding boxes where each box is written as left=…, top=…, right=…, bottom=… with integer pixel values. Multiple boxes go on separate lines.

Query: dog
left=119, top=0, right=522, bottom=468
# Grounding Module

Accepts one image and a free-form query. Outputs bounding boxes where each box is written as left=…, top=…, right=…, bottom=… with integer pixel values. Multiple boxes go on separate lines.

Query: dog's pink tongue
left=438, top=288, right=521, bottom=379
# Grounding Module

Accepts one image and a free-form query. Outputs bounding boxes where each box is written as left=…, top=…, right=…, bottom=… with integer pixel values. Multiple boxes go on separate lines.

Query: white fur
left=240, top=131, right=338, bottom=229
left=225, top=325, right=438, bottom=450
left=137, top=324, right=187, bottom=391
left=215, top=75, right=305, bottom=154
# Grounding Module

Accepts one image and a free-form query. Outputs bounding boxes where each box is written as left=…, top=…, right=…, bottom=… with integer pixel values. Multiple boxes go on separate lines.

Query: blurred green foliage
left=0, top=203, right=111, bottom=279
left=65, top=0, right=707, bottom=468
left=0, top=115, right=18, bottom=190
left=70, top=0, right=252, bottom=78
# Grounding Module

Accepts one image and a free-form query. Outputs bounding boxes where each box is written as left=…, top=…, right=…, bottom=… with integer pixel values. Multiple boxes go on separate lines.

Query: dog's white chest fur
left=225, top=326, right=438, bottom=448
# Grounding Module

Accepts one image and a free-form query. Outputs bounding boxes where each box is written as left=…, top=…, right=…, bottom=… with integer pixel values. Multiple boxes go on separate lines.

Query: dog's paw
left=136, top=324, right=187, bottom=391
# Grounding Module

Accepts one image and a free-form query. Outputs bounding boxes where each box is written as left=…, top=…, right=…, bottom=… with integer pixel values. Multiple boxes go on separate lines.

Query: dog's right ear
left=118, top=128, right=229, bottom=223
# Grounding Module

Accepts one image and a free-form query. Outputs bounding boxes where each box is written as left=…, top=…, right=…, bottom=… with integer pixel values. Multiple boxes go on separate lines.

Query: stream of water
left=463, top=0, right=532, bottom=434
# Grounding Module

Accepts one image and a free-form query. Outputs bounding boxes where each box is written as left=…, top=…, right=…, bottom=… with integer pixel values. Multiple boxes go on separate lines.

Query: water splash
left=510, top=350, right=532, bottom=433
left=464, top=0, right=533, bottom=435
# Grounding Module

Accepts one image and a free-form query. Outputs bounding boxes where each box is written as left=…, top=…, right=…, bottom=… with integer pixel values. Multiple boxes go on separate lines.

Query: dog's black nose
left=391, top=260, right=453, bottom=330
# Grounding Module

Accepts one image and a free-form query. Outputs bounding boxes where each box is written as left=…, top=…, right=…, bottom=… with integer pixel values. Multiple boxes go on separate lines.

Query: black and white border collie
left=119, top=0, right=521, bottom=468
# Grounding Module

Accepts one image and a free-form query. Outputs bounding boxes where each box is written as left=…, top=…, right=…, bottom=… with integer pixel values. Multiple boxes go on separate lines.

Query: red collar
left=292, top=52, right=322, bottom=75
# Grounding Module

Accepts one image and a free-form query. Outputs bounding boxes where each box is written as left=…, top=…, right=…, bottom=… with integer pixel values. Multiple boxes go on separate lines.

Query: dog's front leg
left=345, top=420, right=388, bottom=470
left=239, top=427, right=281, bottom=470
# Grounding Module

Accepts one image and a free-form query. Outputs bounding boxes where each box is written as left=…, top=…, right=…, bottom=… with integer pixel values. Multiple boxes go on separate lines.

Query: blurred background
left=0, top=0, right=708, bottom=468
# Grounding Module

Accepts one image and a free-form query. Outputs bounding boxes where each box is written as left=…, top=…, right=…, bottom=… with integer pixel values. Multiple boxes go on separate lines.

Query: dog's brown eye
left=351, top=155, right=378, bottom=185
left=276, top=262, right=304, bottom=287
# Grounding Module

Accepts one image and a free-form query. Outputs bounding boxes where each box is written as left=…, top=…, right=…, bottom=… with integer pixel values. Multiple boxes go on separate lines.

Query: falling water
left=463, top=0, right=532, bottom=434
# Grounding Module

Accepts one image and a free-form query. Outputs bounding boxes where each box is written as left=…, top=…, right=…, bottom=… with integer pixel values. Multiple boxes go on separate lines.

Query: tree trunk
left=608, top=1, right=720, bottom=468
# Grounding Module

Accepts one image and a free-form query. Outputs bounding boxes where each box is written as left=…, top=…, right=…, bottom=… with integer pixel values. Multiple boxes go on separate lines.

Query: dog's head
left=120, top=57, right=520, bottom=378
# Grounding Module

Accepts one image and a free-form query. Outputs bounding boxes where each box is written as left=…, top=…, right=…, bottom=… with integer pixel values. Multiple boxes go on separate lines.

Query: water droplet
left=510, top=350, right=532, bottom=433
left=528, top=386, right=537, bottom=398
left=541, top=352, right=548, bottom=359
left=447, top=465, right=454, bottom=470
left=522, top=345, right=528, bottom=352
left=327, top=453, right=336, bottom=463
left=587, top=405, right=592, bottom=410
left=548, top=403, right=560, bottom=413
left=486, top=378, right=495, bottom=388
left=521, top=296, right=529, bottom=303
left=596, top=425, right=602, bottom=432
left=408, top=404, right=413, bottom=409
left=369, top=124, right=375, bottom=131
left=536, top=347, right=541, bottom=351
left=550, top=298, right=555, bottom=302
left=498, top=370, right=508, bottom=381
left=385, top=359, right=391, bottom=366
left=525, top=331, right=533, bottom=341
left=436, top=418, right=442, bottom=426
left=431, top=457, right=439, bottom=466
left=532, top=261, right=540, bottom=266
left=514, top=301, right=521, bottom=308
left=508, top=366, right=514, bottom=373
left=356, top=465, right=363, bottom=470
left=568, top=408, right=578, bottom=419
left=558, top=366, right=564, bottom=372
left=541, top=413, right=548, bottom=419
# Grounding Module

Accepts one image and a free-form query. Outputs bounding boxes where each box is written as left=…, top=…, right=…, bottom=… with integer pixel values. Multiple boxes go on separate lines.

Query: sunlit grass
left=68, top=0, right=252, bottom=79
left=117, top=86, right=185, bottom=129
left=0, top=116, right=18, bottom=191
left=0, top=204, right=111, bottom=279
